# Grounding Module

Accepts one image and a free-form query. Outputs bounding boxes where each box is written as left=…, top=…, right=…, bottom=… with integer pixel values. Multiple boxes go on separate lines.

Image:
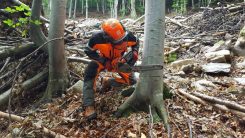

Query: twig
left=0, top=111, right=67, bottom=138
left=0, top=57, right=10, bottom=73
left=187, top=118, right=192, bottom=138
left=8, top=37, right=63, bottom=126
left=101, top=124, right=121, bottom=138
left=149, top=105, right=153, bottom=138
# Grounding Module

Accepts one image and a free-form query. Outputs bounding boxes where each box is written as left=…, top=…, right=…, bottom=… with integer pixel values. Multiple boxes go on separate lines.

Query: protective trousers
left=82, top=61, right=136, bottom=107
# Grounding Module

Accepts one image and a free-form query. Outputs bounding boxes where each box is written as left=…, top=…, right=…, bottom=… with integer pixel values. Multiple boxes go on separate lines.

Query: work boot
left=84, top=106, right=97, bottom=120
left=100, top=77, right=112, bottom=93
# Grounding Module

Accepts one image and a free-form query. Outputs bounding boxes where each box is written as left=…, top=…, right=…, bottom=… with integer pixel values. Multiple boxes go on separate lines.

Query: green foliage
left=172, top=0, right=188, bottom=14
left=165, top=53, right=177, bottom=63
left=2, top=4, right=41, bottom=37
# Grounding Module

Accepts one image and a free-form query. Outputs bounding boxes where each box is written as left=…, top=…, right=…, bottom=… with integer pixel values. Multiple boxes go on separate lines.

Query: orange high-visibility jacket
left=84, top=31, right=139, bottom=65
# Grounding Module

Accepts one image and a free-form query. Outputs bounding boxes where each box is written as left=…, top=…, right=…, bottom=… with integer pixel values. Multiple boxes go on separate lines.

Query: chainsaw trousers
left=83, top=61, right=136, bottom=107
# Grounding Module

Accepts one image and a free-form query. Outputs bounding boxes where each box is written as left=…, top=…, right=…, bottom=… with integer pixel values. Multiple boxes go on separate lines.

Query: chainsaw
left=117, top=63, right=163, bottom=73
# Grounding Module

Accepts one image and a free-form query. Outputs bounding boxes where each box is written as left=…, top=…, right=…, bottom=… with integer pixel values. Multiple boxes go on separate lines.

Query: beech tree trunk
left=102, top=0, right=105, bottom=14
left=69, top=0, right=73, bottom=19
left=121, top=0, right=125, bottom=17
left=114, top=0, right=118, bottom=18
left=81, top=0, right=84, bottom=15
left=73, top=0, right=77, bottom=18
left=45, top=0, right=69, bottom=99
left=116, top=0, right=170, bottom=135
left=85, top=0, right=88, bottom=19
left=130, top=0, right=137, bottom=19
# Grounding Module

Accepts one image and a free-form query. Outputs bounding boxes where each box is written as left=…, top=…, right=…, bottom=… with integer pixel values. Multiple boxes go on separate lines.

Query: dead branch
left=0, top=69, right=48, bottom=107
left=0, top=43, right=36, bottom=61
left=0, top=111, right=66, bottom=138
left=165, top=16, right=192, bottom=29
left=177, top=89, right=245, bottom=117
left=0, top=57, right=10, bottom=73
left=67, top=56, right=91, bottom=64
left=192, top=92, right=245, bottom=113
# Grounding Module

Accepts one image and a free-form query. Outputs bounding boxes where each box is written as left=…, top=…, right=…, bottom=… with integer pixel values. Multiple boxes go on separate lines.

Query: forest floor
left=0, top=3, right=245, bottom=138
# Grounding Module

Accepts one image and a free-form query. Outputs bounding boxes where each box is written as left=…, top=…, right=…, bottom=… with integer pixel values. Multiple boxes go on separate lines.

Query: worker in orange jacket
left=82, top=18, right=139, bottom=120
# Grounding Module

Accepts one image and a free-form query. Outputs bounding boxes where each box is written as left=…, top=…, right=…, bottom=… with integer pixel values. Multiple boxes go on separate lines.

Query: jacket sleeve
left=84, top=34, right=107, bottom=65
left=127, top=31, right=139, bottom=52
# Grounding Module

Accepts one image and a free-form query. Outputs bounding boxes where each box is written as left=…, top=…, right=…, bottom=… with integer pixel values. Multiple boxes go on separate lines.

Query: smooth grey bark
left=114, top=0, right=118, bottom=18
left=69, top=0, right=73, bottom=19
left=73, top=0, right=77, bottom=18
left=116, top=0, right=170, bottom=135
left=192, top=0, right=195, bottom=9
left=85, top=0, right=88, bottom=19
left=102, top=0, right=105, bottom=14
left=121, top=0, right=125, bottom=17
left=81, top=0, right=84, bottom=15
left=130, top=0, right=137, bottom=18
left=96, top=0, right=99, bottom=12
left=110, top=1, right=113, bottom=18
left=30, top=0, right=48, bottom=50
left=46, top=0, right=69, bottom=99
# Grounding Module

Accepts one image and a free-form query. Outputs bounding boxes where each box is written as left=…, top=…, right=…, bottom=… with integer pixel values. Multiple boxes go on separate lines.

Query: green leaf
left=14, top=5, right=24, bottom=11
left=16, top=23, right=21, bottom=27
left=21, top=30, right=27, bottom=37
left=24, top=11, right=31, bottom=16
left=33, top=20, right=42, bottom=25
left=20, top=4, right=30, bottom=11
left=5, top=7, right=16, bottom=13
left=18, top=17, right=28, bottom=24
left=166, top=53, right=177, bottom=63
left=3, top=19, right=14, bottom=27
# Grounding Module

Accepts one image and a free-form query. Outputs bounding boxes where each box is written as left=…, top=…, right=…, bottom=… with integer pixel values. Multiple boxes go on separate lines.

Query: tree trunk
left=114, top=0, right=118, bottom=18
left=116, top=0, right=170, bottom=135
left=30, top=0, right=48, bottom=50
left=73, top=0, right=77, bottom=18
left=69, top=0, right=73, bottom=19
left=130, top=0, right=137, bottom=19
left=102, top=0, right=105, bottom=14
left=110, top=1, right=113, bottom=18
left=45, top=0, right=69, bottom=99
left=85, top=0, right=88, bottom=19
left=192, top=0, right=195, bottom=9
left=121, top=0, right=125, bottom=17
left=81, top=0, right=84, bottom=15
left=96, top=0, right=99, bottom=12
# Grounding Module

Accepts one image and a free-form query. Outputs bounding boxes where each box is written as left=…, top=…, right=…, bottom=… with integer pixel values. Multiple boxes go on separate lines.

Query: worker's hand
left=132, top=51, right=138, bottom=62
left=104, top=60, right=112, bottom=71
left=111, top=58, right=126, bottom=71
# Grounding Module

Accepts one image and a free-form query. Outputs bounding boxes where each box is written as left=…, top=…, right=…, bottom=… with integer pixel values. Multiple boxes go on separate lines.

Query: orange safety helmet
left=101, top=18, right=127, bottom=43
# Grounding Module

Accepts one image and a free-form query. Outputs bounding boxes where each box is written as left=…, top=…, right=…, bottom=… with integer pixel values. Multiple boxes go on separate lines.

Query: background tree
left=130, top=0, right=137, bottom=18
left=116, top=0, right=170, bottom=134
left=114, top=0, right=118, bottom=18
left=30, top=0, right=68, bottom=101
left=69, top=0, right=73, bottom=18
left=73, top=0, right=77, bottom=18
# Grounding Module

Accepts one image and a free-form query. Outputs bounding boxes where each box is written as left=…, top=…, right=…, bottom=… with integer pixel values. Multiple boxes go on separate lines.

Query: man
left=82, top=18, right=139, bottom=120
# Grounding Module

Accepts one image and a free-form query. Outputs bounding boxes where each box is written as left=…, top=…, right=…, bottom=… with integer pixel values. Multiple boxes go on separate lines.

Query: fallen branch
left=192, top=92, right=245, bottom=112
left=0, top=57, right=10, bottom=73
left=67, top=56, right=91, bottom=64
left=0, top=111, right=66, bottom=138
left=0, top=69, right=48, bottom=107
left=177, top=89, right=245, bottom=117
left=165, top=16, right=192, bottom=29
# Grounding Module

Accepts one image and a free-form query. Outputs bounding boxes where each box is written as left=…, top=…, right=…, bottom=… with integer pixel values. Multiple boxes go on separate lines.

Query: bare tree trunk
left=114, top=0, right=118, bottom=18
left=121, top=0, right=125, bottom=17
left=81, top=0, right=84, bottom=15
left=110, top=1, right=113, bottom=18
left=69, top=0, right=73, bottom=19
left=192, top=0, right=195, bottom=9
left=85, top=0, right=88, bottom=19
left=96, top=0, right=99, bottom=12
left=130, top=0, right=137, bottom=19
left=45, top=0, right=69, bottom=99
left=73, top=0, right=77, bottom=18
left=116, top=0, right=170, bottom=135
left=102, top=0, right=105, bottom=14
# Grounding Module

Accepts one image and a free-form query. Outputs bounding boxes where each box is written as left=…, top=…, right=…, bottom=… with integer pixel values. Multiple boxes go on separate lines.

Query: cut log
left=177, top=89, right=245, bottom=117
left=192, top=92, right=245, bottom=112
left=0, top=69, right=48, bottom=108
left=0, top=111, right=66, bottom=138
left=0, top=43, right=36, bottom=60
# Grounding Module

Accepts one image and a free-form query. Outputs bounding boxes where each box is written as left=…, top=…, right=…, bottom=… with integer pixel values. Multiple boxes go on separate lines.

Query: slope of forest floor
left=0, top=3, right=245, bottom=138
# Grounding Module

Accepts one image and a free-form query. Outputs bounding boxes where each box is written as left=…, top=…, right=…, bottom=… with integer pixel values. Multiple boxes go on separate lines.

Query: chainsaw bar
left=118, top=64, right=163, bottom=73
left=132, top=64, right=163, bottom=72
